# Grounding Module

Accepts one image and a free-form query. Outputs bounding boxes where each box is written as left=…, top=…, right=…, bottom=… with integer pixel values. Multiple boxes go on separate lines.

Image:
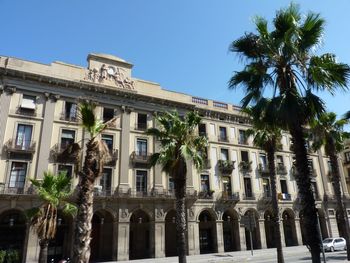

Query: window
left=136, top=139, right=147, bottom=156
left=136, top=170, right=147, bottom=192
left=15, top=124, right=33, bottom=150
left=222, top=177, right=231, bottom=195
left=100, top=168, right=112, bottom=191
left=200, top=174, right=210, bottom=192
left=168, top=176, right=174, bottom=192
left=21, top=95, right=36, bottom=110
left=219, top=127, right=227, bottom=141
left=60, top=130, right=75, bottom=149
left=244, top=178, right=252, bottom=197
left=311, top=181, right=319, bottom=199
left=238, top=130, right=247, bottom=144
left=137, top=113, right=147, bottom=130
left=63, top=102, right=77, bottom=121
left=103, top=107, right=114, bottom=123
left=199, top=123, right=206, bottom=136
left=308, top=159, right=314, bottom=174
left=345, top=152, right=350, bottom=163
left=259, top=154, right=267, bottom=169
left=280, top=180, right=288, bottom=194
left=9, top=162, right=27, bottom=188
left=57, top=165, right=73, bottom=178
left=277, top=155, right=284, bottom=165
left=241, top=151, right=249, bottom=162
left=102, top=134, right=113, bottom=151
left=220, top=148, right=229, bottom=161
left=262, top=178, right=271, bottom=196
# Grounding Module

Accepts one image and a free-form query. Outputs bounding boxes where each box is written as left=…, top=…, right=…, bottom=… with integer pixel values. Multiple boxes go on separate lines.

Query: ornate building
left=0, top=53, right=349, bottom=262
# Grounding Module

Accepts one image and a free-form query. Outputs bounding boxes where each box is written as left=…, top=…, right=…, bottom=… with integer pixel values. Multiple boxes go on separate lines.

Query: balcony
left=198, top=190, right=214, bottom=199
left=261, top=191, right=272, bottom=201
left=239, top=161, right=252, bottom=173
left=105, top=149, right=119, bottom=166
left=93, top=186, right=113, bottom=197
left=276, top=164, right=288, bottom=176
left=60, top=112, right=78, bottom=122
left=258, top=164, right=270, bottom=177
left=202, top=158, right=211, bottom=170
left=199, top=131, right=207, bottom=137
left=238, top=139, right=248, bottom=145
left=220, top=191, right=240, bottom=202
left=242, top=193, right=255, bottom=200
left=4, top=139, right=36, bottom=159
left=135, top=122, right=147, bottom=131
left=50, top=143, right=80, bottom=163
left=130, top=151, right=152, bottom=167
left=278, top=193, right=292, bottom=201
left=218, top=160, right=235, bottom=174
left=16, top=106, right=36, bottom=117
left=0, top=183, right=35, bottom=195
left=218, top=135, right=229, bottom=143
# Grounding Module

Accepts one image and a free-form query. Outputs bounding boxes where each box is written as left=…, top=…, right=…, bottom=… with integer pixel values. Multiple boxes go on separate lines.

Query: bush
left=0, top=250, right=6, bottom=263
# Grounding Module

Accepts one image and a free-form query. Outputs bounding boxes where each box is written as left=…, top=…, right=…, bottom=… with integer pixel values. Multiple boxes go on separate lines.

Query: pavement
left=108, top=246, right=349, bottom=263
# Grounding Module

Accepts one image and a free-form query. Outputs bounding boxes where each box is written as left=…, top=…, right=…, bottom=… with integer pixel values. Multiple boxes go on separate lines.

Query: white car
left=322, top=238, right=347, bottom=252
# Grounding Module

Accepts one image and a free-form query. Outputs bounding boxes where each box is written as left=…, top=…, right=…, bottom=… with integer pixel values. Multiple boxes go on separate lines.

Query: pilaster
left=294, top=218, right=303, bottom=245
left=239, top=225, right=247, bottom=251
left=328, top=215, right=340, bottom=238
left=258, top=219, right=267, bottom=249
left=216, top=220, right=224, bottom=253
left=154, top=220, right=166, bottom=258
left=24, top=225, right=39, bottom=263
left=280, top=221, right=286, bottom=247
left=187, top=221, right=199, bottom=255
left=118, top=107, right=131, bottom=192
left=0, top=86, right=14, bottom=152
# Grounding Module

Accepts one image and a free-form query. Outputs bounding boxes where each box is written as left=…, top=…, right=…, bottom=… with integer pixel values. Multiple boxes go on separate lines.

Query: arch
left=264, top=210, right=276, bottom=248
left=198, top=210, right=217, bottom=254
left=91, top=209, right=114, bottom=262
left=196, top=208, right=217, bottom=222
left=244, top=209, right=261, bottom=250
left=222, top=209, right=240, bottom=252
left=0, top=209, right=27, bottom=262
left=129, top=209, right=152, bottom=260
left=318, top=209, right=328, bottom=239
left=282, top=210, right=298, bottom=246
left=165, top=210, right=177, bottom=257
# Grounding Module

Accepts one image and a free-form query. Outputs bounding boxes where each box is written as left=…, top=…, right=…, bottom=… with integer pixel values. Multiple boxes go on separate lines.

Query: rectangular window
left=262, top=178, right=271, bottom=196
left=280, top=180, right=288, bottom=194
left=137, top=113, right=147, bottom=130
left=64, top=102, right=77, bottom=121
left=220, top=148, right=229, bottom=161
left=230, top=127, right=236, bottom=139
left=200, top=174, right=210, bottom=192
left=57, top=164, right=73, bottom=178
left=136, top=170, right=147, bottom=193
left=238, top=130, right=246, bottom=144
left=60, top=129, right=75, bottom=150
left=222, top=176, right=232, bottom=195
left=103, top=107, right=114, bottom=123
left=15, top=124, right=33, bottom=150
left=311, top=181, right=319, bottom=199
left=168, top=176, right=174, bottom=192
left=308, top=159, right=314, bottom=174
left=244, top=178, right=252, bottom=197
left=259, top=154, right=267, bottom=168
left=209, top=124, right=216, bottom=136
left=9, top=162, right=27, bottom=188
left=101, top=134, right=113, bottom=151
left=100, top=168, right=112, bottom=191
left=219, top=126, right=227, bottom=141
left=136, top=139, right=147, bottom=156
left=241, top=151, right=249, bottom=162
left=198, top=123, right=206, bottom=136
left=277, top=155, right=284, bottom=165
left=21, top=95, right=36, bottom=110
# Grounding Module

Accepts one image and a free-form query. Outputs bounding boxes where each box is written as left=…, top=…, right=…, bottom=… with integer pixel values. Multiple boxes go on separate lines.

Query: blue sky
left=1, top=0, right=350, bottom=119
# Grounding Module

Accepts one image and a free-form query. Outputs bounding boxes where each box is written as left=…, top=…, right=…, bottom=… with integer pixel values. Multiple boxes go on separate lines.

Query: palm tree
left=28, top=171, right=77, bottom=263
left=146, top=111, right=207, bottom=263
left=229, top=4, right=350, bottom=261
left=71, top=101, right=116, bottom=263
left=245, top=105, right=284, bottom=263
left=310, top=112, right=350, bottom=259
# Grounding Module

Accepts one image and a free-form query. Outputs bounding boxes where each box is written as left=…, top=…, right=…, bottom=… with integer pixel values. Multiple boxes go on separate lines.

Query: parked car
left=322, top=238, right=347, bottom=252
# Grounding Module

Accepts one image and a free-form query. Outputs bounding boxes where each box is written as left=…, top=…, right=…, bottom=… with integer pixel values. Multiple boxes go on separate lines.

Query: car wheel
left=330, top=246, right=334, bottom=252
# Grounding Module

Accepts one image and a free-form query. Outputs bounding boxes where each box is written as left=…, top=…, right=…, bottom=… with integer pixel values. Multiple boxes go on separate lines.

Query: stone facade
left=0, top=53, right=349, bottom=262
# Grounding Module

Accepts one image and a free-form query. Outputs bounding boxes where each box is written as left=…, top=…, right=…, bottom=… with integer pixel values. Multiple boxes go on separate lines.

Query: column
left=279, top=221, right=286, bottom=247
left=258, top=219, right=267, bottom=249
left=35, top=94, right=58, bottom=178
left=154, top=220, right=165, bottom=257
left=328, top=215, right=340, bottom=237
left=112, top=219, right=118, bottom=260
left=118, top=107, right=131, bottom=193
left=216, top=220, right=224, bottom=253
left=117, top=221, right=130, bottom=260
left=153, top=140, right=163, bottom=192
left=0, top=86, right=15, bottom=152
left=294, top=218, right=303, bottom=245
left=24, top=224, right=40, bottom=263
left=187, top=221, right=200, bottom=255
left=239, top=225, right=247, bottom=251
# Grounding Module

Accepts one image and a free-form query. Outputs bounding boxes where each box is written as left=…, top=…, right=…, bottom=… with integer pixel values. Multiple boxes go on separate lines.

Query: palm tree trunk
left=327, top=141, right=350, bottom=260
left=267, top=147, right=284, bottom=263
left=73, top=141, right=97, bottom=263
left=290, top=125, right=321, bottom=263
left=39, top=239, right=49, bottom=263
left=174, top=160, right=187, bottom=263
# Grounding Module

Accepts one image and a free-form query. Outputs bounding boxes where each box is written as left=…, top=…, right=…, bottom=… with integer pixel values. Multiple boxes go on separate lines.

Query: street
left=110, top=246, right=348, bottom=263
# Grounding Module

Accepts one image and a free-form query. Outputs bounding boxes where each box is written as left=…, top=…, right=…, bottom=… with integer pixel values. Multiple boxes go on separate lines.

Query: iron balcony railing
left=5, top=139, right=36, bottom=153
left=16, top=106, right=37, bottom=117
left=218, top=160, right=235, bottom=174
left=135, top=122, right=147, bottom=131
left=60, top=112, right=78, bottom=122
left=218, top=135, right=229, bottom=143
left=242, top=193, right=256, bottom=200
left=130, top=151, right=152, bottom=166
left=220, top=191, right=240, bottom=201
left=105, top=149, right=119, bottom=166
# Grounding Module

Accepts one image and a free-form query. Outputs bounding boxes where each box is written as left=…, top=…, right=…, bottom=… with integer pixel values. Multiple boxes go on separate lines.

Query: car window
left=323, top=238, right=333, bottom=243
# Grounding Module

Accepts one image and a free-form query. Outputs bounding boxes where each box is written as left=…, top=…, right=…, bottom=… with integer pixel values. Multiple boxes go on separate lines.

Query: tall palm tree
left=245, top=105, right=284, bottom=263
left=310, top=112, right=350, bottom=259
left=71, top=101, right=116, bottom=263
left=28, top=171, right=77, bottom=263
left=229, top=4, right=350, bottom=261
left=146, top=111, right=207, bottom=263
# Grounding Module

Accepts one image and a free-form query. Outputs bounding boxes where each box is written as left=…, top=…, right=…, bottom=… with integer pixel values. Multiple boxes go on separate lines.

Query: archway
left=129, top=210, right=151, bottom=260
left=244, top=209, right=261, bottom=250
left=222, top=210, right=240, bottom=252
left=0, top=210, right=26, bottom=262
left=47, top=212, right=73, bottom=262
left=282, top=210, right=298, bottom=246
left=90, top=210, right=114, bottom=262
left=165, top=210, right=177, bottom=257
left=318, top=209, right=328, bottom=240
left=264, top=210, right=276, bottom=248
left=198, top=210, right=217, bottom=254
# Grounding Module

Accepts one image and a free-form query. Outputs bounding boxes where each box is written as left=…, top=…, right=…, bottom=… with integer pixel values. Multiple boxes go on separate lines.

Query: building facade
left=0, top=53, right=349, bottom=262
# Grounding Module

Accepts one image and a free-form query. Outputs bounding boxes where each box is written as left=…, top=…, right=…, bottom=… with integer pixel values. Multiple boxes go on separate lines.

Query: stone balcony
left=258, top=164, right=270, bottom=177
left=219, top=191, right=240, bottom=203
left=239, top=161, right=252, bottom=174
left=4, top=139, right=36, bottom=159
left=105, top=149, right=119, bottom=166
left=50, top=143, right=80, bottom=163
left=130, top=151, right=152, bottom=167
left=218, top=160, right=235, bottom=174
